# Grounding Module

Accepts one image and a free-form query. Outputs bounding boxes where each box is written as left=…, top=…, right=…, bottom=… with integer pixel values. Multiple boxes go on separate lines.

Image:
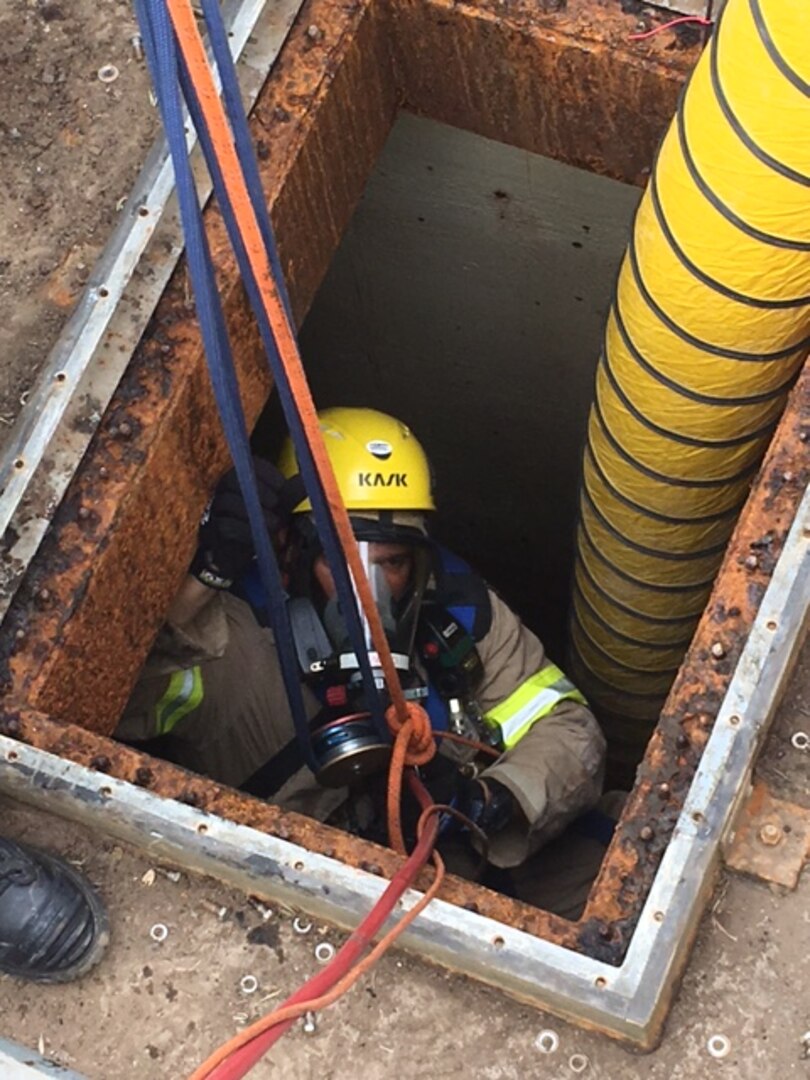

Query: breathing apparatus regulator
left=278, top=408, right=491, bottom=788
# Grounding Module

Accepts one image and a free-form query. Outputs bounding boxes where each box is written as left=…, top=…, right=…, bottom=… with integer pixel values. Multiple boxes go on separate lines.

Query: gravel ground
left=0, top=0, right=156, bottom=450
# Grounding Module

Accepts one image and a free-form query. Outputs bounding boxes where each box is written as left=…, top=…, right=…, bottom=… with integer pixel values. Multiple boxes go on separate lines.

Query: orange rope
left=382, top=707, right=500, bottom=852
left=384, top=702, right=436, bottom=853
left=164, top=0, right=410, bottom=726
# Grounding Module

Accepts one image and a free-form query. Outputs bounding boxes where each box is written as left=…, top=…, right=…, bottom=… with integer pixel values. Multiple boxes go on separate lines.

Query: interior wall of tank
left=260, top=112, right=641, bottom=657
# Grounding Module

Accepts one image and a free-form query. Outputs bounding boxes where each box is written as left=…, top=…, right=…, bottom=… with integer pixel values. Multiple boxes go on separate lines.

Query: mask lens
left=320, top=540, right=427, bottom=674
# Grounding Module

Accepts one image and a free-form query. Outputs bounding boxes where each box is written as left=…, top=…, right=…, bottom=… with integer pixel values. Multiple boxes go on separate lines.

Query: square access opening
left=1, top=0, right=807, bottom=1047
left=280, top=113, right=640, bottom=661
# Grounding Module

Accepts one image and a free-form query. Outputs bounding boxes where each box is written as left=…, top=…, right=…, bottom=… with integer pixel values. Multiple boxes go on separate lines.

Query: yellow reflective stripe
left=155, top=667, right=204, bottom=735
left=483, top=663, right=587, bottom=750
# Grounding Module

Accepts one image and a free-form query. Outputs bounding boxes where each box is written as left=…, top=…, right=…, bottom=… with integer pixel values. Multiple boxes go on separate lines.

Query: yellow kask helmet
left=278, top=407, right=435, bottom=515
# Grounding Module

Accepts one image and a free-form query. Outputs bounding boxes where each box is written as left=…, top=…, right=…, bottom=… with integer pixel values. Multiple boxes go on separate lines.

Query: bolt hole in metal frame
left=0, top=483, right=806, bottom=1047
left=0, top=0, right=304, bottom=620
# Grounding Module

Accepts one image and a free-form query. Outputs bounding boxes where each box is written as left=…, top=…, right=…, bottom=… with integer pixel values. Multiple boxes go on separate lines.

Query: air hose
left=569, top=0, right=810, bottom=763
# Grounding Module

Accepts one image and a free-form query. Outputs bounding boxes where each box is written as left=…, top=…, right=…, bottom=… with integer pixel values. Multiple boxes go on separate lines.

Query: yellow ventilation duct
left=569, top=0, right=810, bottom=763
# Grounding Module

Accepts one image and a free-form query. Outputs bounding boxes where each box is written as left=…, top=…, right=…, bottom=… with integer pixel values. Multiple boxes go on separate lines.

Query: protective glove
left=190, top=459, right=304, bottom=589
left=453, top=775, right=516, bottom=836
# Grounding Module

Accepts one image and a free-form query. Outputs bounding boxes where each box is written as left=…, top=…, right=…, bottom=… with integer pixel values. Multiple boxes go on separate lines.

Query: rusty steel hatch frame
left=0, top=0, right=809, bottom=1048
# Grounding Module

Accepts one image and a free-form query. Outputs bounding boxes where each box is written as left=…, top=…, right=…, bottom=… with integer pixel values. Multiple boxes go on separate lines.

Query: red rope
left=188, top=788, right=444, bottom=1080
left=629, top=15, right=712, bottom=40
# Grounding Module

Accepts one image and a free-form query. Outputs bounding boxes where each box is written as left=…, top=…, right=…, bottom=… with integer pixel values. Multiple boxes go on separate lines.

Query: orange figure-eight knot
left=385, top=701, right=436, bottom=768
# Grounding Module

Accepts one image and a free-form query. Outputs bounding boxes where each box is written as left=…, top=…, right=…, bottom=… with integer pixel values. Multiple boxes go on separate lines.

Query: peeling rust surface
left=0, top=706, right=580, bottom=950
left=4, top=345, right=805, bottom=967
left=390, top=0, right=697, bottom=185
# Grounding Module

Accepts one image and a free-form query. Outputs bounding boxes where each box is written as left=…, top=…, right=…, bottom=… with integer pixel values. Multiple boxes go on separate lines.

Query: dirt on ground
left=0, top=0, right=156, bottom=447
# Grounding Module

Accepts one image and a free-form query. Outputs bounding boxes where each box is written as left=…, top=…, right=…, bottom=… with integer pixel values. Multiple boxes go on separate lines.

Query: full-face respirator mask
left=286, top=517, right=431, bottom=787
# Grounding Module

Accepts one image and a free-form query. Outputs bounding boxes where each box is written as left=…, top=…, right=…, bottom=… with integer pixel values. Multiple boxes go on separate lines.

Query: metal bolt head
left=758, top=822, right=782, bottom=847
left=640, top=825, right=654, bottom=842
left=710, top=642, right=726, bottom=659
left=744, top=554, right=759, bottom=570
left=657, top=782, right=670, bottom=797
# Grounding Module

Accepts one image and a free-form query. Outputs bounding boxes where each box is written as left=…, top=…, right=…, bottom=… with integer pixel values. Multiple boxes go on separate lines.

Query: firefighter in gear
left=117, top=408, right=608, bottom=915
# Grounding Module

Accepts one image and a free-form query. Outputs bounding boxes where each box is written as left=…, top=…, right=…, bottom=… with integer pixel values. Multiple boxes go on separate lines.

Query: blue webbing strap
left=136, top=0, right=387, bottom=760
left=174, top=0, right=386, bottom=731
left=135, top=0, right=322, bottom=770
left=198, top=0, right=292, bottom=318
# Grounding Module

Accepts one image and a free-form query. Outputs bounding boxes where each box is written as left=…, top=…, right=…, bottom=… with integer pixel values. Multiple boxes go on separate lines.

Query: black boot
left=0, top=837, right=109, bottom=983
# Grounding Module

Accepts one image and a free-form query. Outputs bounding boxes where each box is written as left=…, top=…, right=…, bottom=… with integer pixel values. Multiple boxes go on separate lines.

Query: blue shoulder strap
left=431, top=546, right=492, bottom=642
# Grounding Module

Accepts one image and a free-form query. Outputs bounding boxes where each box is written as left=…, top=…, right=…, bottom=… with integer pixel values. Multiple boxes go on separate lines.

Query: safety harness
left=237, top=545, right=586, bottom=757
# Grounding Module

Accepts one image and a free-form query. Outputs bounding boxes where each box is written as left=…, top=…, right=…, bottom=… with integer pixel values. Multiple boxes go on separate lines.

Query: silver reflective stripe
left=338, top=652, right=411, bottom=671
left=495, top=687, right=567, bottom=746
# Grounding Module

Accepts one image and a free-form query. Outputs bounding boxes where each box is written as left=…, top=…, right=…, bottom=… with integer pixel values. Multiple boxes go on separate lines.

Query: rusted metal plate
left=0, top=357, right=805, bottom=969
left=725, top=781, right=810, bottom=890
left=391, top=0, right=697, bottom=186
